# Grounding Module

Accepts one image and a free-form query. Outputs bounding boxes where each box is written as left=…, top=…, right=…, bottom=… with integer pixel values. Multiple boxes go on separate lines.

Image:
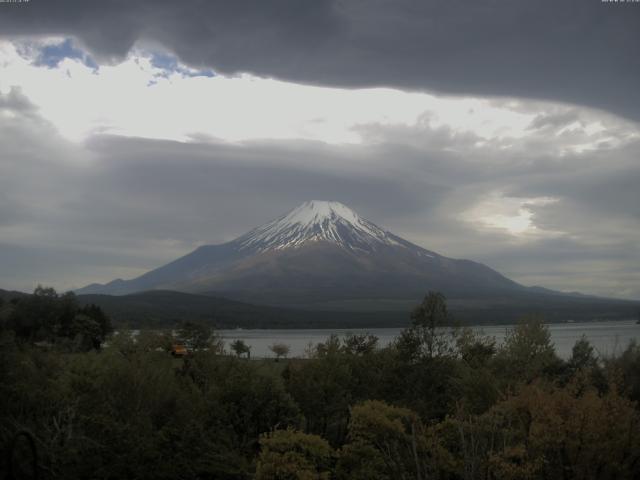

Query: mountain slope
left=76, top=201, right=562, bottom=308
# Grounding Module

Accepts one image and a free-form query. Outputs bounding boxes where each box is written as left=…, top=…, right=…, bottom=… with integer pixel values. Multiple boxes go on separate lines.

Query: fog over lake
left=220, top=320, right=640, bottom=359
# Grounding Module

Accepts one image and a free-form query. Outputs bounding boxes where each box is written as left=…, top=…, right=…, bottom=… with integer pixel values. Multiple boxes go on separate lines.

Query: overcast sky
left=0, top=0, right=639, bottom=299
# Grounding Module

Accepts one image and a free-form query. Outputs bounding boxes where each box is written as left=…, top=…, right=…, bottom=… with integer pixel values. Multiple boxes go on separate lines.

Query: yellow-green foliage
left=337, top=400, right=426, bottom=480
left=255, top=428, right=333, bottom=480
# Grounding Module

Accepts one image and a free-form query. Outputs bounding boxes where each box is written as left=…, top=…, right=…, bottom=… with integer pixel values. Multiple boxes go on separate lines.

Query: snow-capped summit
left=237, top=200, right=400, bottom=252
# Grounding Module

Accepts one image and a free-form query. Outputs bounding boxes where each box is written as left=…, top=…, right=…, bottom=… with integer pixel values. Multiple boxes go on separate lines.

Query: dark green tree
left=230, top=338, right=251, bottom=358
left=342, top=333, right=378, bottom=355
left=397, top=291, right=455, bottom=360
left=495, top=316, right=560, bottom=385
left=285, top=344, right=353, bottom=442
left=569, top=336, right=597, bottom=371
left=269, top=342, right=290, bottom=361
left=176, top=320, right=218, bottom=351
left=6, top=286, right=111, bottom=350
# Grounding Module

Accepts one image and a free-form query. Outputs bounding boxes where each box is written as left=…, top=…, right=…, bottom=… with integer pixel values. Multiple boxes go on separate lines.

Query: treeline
left=1, top=291, right=639, bottom=479
left=0, top=286, right=112, bottom=351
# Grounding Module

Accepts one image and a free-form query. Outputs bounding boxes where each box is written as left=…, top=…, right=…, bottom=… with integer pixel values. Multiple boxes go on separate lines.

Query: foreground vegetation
left=1, top=289, right=640, bottom=479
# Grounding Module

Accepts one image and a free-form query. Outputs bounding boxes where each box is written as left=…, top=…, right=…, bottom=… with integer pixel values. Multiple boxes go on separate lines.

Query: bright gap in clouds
left=463, top=194, right=560, bottom=237
left=0, top=37, right=542, bottom=144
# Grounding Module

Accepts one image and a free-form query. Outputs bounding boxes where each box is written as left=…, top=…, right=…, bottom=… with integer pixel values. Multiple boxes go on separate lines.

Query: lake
left=219, top=319, right=640, bottom=359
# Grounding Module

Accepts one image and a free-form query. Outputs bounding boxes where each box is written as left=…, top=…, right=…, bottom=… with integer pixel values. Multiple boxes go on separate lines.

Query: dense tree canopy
left=1, top=286, right=111, bottom=351
left=1, top=289, right=639, bottom=479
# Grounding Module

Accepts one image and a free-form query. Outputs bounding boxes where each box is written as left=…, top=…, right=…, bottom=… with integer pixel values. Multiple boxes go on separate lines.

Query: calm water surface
left=220, top=320, right=640, bottom=359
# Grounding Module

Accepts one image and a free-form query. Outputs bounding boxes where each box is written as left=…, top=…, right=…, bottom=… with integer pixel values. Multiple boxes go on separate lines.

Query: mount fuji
left=77, top=200, right=541, bottom=308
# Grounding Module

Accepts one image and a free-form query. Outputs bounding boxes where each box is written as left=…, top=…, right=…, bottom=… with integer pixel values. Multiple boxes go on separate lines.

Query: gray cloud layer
left=1, top=86, right=638, bottom=298
left=1, top=0, right=639, bottom=120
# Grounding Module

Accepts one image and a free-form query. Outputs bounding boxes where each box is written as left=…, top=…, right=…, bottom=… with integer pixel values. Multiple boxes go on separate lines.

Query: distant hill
left=0, top=288, right=28, bottom=302
left=1, top=287, right=636, bottom=329
left=76, top=290, right=409, bottom=329
left=76, top=289, right=639, bottom=329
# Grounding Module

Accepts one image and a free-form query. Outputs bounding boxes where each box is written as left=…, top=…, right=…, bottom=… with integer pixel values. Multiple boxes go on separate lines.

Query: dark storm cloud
left=77, top=135, right=449, bottom=243
left=1, top=0, right=639, bottom=120
left=502, top=140, right=640, bottom=222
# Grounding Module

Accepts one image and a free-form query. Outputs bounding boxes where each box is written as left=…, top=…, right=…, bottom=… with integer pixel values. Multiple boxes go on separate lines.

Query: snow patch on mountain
left=237, top=200, right=402, bottom=252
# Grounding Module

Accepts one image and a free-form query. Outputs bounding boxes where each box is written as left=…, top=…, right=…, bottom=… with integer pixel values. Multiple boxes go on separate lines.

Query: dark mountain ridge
left=77, top=290, right=640, bottom=328
left=2, top=287, right=637, bottom=329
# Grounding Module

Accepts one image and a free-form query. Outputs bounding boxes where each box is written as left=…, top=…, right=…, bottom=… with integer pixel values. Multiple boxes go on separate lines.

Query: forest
left=1, top=288, right=640, bottom=479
